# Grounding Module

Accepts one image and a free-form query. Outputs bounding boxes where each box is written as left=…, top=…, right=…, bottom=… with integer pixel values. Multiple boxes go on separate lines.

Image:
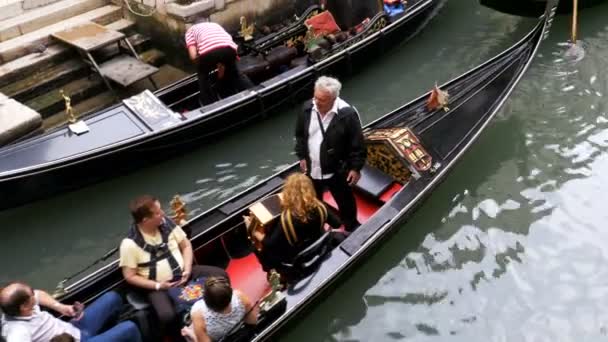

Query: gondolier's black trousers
left=146, top=265, right=227, bottom=336
left=197, top=46, right=253, bottom=106
left=312, top=174, right=360, bottom=232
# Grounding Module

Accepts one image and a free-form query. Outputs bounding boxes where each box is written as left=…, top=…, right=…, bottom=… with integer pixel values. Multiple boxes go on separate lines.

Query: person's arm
left=346, top=108, right=366, bottom=172
left=177, top=227, right=193, bottom=285
left=191, top=311, right=212, bottom=342
left=295, top=103, right=310, bottom=172
left=237, top=291, right=259, bottom=325
left=188, top=46, right=198, bottom=61
left=185, top=29, right=199, bottom=62
left=36, top=290, right=76, bottom=317
left=119, top=240, right=176, bottom=290
left=121, top=267, right=176, bottom=290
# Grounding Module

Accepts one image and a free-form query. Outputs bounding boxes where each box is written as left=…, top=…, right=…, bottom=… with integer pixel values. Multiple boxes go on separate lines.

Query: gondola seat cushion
left=125, top=291, right=151, bottom=311
left=280, top=231, right=332, bottom=279
left=355, top=164, right=395, bottom=200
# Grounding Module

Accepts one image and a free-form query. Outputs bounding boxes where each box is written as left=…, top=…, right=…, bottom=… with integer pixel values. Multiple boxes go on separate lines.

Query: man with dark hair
left=119, top=195, right=228, bottom=336
left=0, top=282, right=141, bottom=342
left=295, top=76, right=366, bottom=232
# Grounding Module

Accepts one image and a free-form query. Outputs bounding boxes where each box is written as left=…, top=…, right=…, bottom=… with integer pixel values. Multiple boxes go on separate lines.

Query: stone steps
left=26, top=47, right=166, bottom=118
left=0, top=19, right=135, bottom=89
left=26, top=75, right=106, bottom=118
left=0, top=0, right=109, bottom=42
left=0, top=4, right=122, bottom=64
left=0, top=31, right=149, bottom=104
left=0, top=0, right=65, bottom=22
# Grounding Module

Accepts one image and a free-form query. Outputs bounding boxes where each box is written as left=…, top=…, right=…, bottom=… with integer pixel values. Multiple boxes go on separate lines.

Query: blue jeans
left=71, top=291, right=142, bottom=342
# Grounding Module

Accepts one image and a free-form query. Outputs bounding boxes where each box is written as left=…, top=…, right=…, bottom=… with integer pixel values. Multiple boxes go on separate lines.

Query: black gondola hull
left=52, top=3, right=557, bottom=341
left=0, top=0, right=443, bottom=210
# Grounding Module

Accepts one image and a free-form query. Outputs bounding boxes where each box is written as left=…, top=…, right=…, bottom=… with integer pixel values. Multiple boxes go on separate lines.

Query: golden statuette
left=239, top=16, right=255, bottom=42
left=60, top=90, right=77, bottom=124
left=262, top=269, right=283, bottom=306
left=170, top=195, right=188, bottom=226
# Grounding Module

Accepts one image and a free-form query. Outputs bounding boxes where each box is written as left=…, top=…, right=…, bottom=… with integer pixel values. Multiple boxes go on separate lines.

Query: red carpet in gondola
left=225, top=253, right=270, bottom=302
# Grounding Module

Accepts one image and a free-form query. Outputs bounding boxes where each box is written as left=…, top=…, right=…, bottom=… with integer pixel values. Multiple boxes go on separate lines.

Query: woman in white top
left=181, top=277, right=258, bottom=342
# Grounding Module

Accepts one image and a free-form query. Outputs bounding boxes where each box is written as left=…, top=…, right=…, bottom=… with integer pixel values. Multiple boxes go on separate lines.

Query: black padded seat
left=126, top=291, right=151, bottom=311
left=355, top=164, right=395, bottom=200
left=259, top=64, right=308, bottom=88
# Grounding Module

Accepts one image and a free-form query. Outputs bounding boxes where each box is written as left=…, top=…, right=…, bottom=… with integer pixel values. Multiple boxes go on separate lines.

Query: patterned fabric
left=185, top=23, right=238, bottom=57
left=190, top=291, right=246, bottom=341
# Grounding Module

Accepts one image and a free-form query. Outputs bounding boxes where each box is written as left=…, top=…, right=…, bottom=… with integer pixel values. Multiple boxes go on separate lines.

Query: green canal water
left=2, top=0, right=608, bottom=340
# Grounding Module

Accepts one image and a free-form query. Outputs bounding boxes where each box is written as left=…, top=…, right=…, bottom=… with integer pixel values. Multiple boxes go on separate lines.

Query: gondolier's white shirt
left=308, top=97, right=349, bottom=180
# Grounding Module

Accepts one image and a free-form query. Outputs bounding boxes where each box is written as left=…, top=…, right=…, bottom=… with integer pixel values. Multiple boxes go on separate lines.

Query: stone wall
left=118, top=0, right=316, bottom=68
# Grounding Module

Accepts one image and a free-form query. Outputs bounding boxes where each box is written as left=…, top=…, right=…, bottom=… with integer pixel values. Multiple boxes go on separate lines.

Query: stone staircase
left=0, top=0, right=186, bottom=135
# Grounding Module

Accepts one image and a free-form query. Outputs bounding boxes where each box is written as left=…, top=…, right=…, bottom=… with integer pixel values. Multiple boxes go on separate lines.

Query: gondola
left=0, top=0, right=444, bottom=210
left=51, top=2, right=557, bottom=341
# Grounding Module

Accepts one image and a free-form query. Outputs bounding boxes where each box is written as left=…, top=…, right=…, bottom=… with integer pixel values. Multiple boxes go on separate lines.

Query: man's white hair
left=314, top=76, right=342, bottom=98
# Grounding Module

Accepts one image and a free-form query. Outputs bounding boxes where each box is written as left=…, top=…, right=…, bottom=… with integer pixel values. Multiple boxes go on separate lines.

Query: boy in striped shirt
left=185, top=22, right=253, bottom=105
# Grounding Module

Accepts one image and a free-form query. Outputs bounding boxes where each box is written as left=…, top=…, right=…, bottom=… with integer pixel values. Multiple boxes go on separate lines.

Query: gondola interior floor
left=225, top=253, right=271, bottom=303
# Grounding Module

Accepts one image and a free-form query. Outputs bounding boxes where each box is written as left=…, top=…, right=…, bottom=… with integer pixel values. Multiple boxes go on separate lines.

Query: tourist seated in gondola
left=246, top=172, right=345, bottom=273
left=185, top=21, right=254, bottom=106
left=0, top=282, right=141, bottom=342
left=119, top=195, right=228, bottom=336
left=180, top=276, right=258, bottom=342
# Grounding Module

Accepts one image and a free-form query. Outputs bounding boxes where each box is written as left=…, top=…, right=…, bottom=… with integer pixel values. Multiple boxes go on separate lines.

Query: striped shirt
left=185, top=22, right=238, bottom=57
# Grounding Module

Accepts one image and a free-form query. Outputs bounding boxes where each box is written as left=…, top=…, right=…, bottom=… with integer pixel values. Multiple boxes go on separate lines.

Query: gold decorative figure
left=426, top=83, right=449, bottom=112
left=170, top=195, right=188, bottom=226
left=239, top=16, right=255, bottom=42
left=60, top=90, right=77, bottom=124
left=261, top=269, right=283, bottom=306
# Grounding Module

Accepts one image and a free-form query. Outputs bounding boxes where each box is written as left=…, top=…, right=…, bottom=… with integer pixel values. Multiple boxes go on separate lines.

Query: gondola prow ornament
left=426, top=83, right=449, bottom=112
left=60, top=90, right=77, bottom=124
left=170, top=195, right=188, bottom=226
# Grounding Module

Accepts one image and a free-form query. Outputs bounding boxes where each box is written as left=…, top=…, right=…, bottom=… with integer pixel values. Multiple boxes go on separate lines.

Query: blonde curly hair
left=281, top=172, right=324, bottom=223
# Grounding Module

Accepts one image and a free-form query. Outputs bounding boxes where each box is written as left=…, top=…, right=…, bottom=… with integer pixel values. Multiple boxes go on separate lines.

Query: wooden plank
left=52, top=21, right=123, bottom=52
left=99, top=55, right=158, bottom=87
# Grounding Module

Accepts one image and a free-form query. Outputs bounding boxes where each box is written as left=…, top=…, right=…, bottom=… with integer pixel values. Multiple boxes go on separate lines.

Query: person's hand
left=299, top=160, right=308, bottom=173
left=158, top=281, right=179, bottom=290
left=346, top=170, right=360, bottom=186
left=178, top=269, right=191, bottom=286
left=253, top=230, right=265, bottom=242
left=56, top=303, right=77, bottom=317
left=181, top=326, right=196, bottom=342
left=243, top=215, right=252, bottom=228
left=216, top=63, right=225, bottom=79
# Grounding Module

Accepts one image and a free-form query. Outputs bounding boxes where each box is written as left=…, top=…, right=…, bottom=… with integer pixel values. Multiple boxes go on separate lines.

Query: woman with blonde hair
left=253, top=172, right=343, bottom=272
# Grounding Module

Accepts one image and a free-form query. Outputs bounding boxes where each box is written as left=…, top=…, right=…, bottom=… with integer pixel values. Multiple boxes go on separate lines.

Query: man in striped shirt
left=185, top=22, right=253, bottom=106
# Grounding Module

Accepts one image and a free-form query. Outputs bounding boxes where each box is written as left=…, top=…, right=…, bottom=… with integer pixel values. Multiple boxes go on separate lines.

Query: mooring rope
left=123, top=0, right=157, bottom=17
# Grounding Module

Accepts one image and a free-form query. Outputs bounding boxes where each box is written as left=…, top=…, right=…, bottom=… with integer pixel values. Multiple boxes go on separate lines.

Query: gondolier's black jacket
left=295, top=99, right=366, bottom=175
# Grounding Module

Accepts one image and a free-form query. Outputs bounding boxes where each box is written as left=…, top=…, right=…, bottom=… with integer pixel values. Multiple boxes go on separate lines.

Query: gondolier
left=119, top=195, right=228, bottom=337
left=295, top=76, right=366, bottom=232
left=185, top=22, right=253, bottom=105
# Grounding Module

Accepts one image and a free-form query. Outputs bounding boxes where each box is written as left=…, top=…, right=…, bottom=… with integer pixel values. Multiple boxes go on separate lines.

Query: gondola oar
left=565, top=0, right=585, bottom=61
left=53, top=246, right=119, bottom=298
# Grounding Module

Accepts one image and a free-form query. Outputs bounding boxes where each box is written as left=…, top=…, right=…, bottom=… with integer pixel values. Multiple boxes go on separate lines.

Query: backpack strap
left=127, top=217, right=182, bottom=281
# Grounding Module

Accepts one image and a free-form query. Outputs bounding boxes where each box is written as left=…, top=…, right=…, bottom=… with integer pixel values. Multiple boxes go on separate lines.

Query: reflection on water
left=2, top=0, right=608, bottom=340
left=280, top=2, right=608, bottom=341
